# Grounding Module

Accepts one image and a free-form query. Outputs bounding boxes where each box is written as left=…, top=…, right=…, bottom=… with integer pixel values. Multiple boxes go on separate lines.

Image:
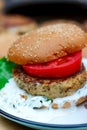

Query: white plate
left=0, top=58, right=87, bottom=130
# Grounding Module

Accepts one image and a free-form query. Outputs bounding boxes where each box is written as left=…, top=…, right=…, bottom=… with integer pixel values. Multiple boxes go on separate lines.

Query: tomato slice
left=23, top=51, right=82, bottom=78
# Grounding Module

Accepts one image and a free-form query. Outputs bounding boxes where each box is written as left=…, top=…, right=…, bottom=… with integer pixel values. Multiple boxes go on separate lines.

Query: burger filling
left=12, top=50, right=87, bottom=100
left=13, top=64, right=87, bottom=99
left=23, top=51, right=82, bottom=78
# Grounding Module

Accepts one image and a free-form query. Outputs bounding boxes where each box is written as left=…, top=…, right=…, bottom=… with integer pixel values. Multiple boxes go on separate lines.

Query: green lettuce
left=0, top=57, right=17, bottom=89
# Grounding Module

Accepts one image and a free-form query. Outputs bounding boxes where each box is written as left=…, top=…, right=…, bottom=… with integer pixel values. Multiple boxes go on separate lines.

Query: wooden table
left=0, top=47, right=87, bottom=130
left=0, top=116, right=34, bottom=130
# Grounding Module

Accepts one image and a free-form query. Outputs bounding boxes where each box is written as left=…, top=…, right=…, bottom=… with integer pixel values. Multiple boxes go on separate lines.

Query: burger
left=7, top=23, right=87, bottom=109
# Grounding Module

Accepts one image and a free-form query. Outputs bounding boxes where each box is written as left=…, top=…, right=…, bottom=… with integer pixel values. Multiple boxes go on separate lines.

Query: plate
left=0, top=58, right=87, bottom=130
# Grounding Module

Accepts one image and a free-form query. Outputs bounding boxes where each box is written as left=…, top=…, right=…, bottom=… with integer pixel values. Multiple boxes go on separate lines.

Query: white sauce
left=0, top=59, right=87, bottom=124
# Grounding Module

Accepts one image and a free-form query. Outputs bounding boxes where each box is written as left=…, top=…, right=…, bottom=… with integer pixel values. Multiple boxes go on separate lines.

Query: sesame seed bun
left=8, top=23, right=87, bottom=65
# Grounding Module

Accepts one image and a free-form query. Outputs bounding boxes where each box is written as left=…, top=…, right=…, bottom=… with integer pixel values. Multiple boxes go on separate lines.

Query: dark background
left=3, top=0, right=87, bottom=23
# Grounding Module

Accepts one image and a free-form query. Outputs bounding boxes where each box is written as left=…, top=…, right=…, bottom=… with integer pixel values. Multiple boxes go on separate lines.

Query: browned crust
left=8, top=23, right=87, bottom=65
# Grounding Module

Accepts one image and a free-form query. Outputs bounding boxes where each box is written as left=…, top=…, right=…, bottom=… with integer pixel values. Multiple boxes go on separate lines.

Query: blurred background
left=0, top=0, right=87, bottom=58
left=1, top=0, right=87, bottom=30
left=2, top=0, right=87, bottom=23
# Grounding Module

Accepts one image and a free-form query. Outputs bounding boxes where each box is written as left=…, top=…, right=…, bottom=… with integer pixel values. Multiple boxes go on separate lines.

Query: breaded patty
left=13, top=64, right=87, bottom=99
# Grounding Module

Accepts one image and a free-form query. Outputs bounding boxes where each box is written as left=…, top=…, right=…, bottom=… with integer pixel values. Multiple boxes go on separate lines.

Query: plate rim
left=1, top=109, right=87, bottom=128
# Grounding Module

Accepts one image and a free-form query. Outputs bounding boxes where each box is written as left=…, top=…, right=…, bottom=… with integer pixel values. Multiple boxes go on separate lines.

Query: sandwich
left=7, top=23, right=87, bottom=109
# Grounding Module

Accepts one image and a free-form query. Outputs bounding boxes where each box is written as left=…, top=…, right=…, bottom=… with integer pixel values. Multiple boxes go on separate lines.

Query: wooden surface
left=0, top=116, right=34, bottom=130
left=0, top=47, right=87, bottom=130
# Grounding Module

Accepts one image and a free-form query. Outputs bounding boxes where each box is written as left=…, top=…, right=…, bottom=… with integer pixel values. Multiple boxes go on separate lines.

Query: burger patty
left=13, top=64, right=87, bottom=99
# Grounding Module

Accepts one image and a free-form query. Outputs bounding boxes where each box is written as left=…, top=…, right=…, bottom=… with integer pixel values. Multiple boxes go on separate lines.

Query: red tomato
left=23, top=51, right=82, bottom=78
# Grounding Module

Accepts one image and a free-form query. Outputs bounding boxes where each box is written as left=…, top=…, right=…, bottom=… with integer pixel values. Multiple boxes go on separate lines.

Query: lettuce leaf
left=0, top=57, right=17, bottom=89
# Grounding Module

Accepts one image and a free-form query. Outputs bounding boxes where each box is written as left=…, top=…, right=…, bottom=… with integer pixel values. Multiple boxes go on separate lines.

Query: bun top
left=8, top=23, right=87, bottom=65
